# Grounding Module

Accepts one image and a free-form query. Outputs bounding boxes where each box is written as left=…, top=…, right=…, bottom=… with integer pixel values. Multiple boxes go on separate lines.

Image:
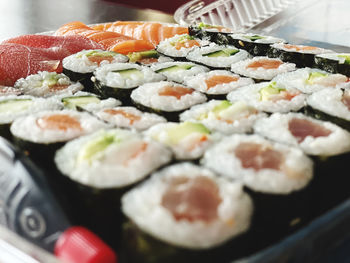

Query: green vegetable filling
left=155, top=64, right=194, bottom=73
left=259, top=82, right=285, bottom=101
left=62, top=96, right=100, bottom=109
left=127, top=50, right=159, bottom=63
left=80, top=50, right=117, bottom=58
left=0, top=99, right=33, bottom=113
left=166, top=122, right=210, bottom=145
left=170, top=35, right=195, bottom=45
left=337, top=54, right=350, bottom=65
left=203, top=48, right=239, bottom=57
left=306, top=71, right=328, bottom=85
left=112, top=68, right=143, bottom=78
left=243, top=35, right=264, bottom=41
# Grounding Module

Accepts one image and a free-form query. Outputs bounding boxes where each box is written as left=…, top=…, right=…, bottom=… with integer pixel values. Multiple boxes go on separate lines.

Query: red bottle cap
left=54, top=226, right=117, bottom=263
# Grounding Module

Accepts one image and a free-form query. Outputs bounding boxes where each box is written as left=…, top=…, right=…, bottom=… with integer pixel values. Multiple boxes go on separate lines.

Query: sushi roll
left=268, top=43, right=333, bottom=68
left=59, top=91, right=121, bottom=112
left=14, top=71, right=84, bottom=97
left=92, top=62, right=165, bottom=103
left=151, top=61, right=209, bottom=83
left=253, top=112, right=350, bottom=157
left=188, top=22, right=234, bottom=45
left=127, top=50, right=173, bottom=65
left=227, top=32, right=285, bottom=56
left=121, top=162, right=253, bottom=263
left=201, top=134, right=313, bottom=194
left=186, top=43, right=249, bottom=70
left=144, top=121, right=215, bottom=160
left=10, top=109, right=110, bottom=169
left=94, top=106, right=166, bottom=131
left=184, top=70, right=254, bottom=100
left=54, top=128, right=172, bottom=249
left=130, top=81, right=207, bottom=122
left=0, top=85, right=22, bottom=96
left=0, top=95, right=61, bottom=140
left=180, top=100, right=266, bottom=135
left=62, top=49, right=128, bottom=91
left=230, top=57, right=296, bottom=81
left=156, top=34, right=210, bottom=60
left=314, top=53, right=350, bottom=76
left=227, top=81, right=306, bottom=113
left=305, top=87, right=350, bottom=131
left=273, top=68, right=350, bottom=94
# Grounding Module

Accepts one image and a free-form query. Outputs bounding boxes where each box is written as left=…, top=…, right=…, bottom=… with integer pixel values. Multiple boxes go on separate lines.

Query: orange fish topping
left=161, top=176, right=222, bottom=223
left=87, top=55, right=114, bottom=65
left=246, top=59, right=282, bottom=69
left=283, top=44, right=318, bottom=51
left=205, top=75, right=239, bottom=90
left=158, top=85, right=194, bottom=99
left=124, top=142, right=148, bottom=166
left=234, top=142, right=283, bottom=171
left=36, top=114, right=82, bottom=131
left=48, top=84, right=69, bottom=91
left=174, top=39, right=200, bottom=50
left=104, top=109, right=141, bottom=125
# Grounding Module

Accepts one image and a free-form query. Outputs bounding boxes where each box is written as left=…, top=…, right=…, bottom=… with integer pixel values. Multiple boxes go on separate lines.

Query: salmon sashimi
left=205, top=75, right=239, bottom=90
left=158, top=85, right=194, bottom=99
left=342, top=90, right=350, bottom=111
left=55, top=21, right=155, bottom=54
left=246, top=59, right=282, bottom=69
left=92, top=21, right=188, bottom=46
left=288, top=118, right=332, bottom=143
left=234, top=142, right=283, bottom=171
left=103, top=109, right=141, bottom=124
left=161, top=176, right=222, bottom=223
left=2, top=34, right=103, bottom=57
left=0, top=43, right=63, bottom=86
left=36, top=114, right=82, bottom=131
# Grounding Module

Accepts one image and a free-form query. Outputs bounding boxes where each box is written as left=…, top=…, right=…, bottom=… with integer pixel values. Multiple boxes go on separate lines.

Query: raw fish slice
left=0, top=43, right=62, bottom=86
left=55, top=21, right=154, bottom=54
left=92, top=21, right=188, bottom=46
left=2, top=35, right=103, bottom=56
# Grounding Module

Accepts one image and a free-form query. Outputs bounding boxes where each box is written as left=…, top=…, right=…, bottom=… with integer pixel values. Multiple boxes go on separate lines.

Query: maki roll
left=201, top=134, right=313, bottom=194
left=268, top=43, right=333, bottom=68
left=14, top=71, right=83, bottom=97
left=314, top=53, right=350, bottom=76
left=130, top=81, right=207, bottom=121
left=305, top=87, right=350, bottom=131
left=273, top=68, right=350, bottom=94
left=92, top=62, right=165, bottom=103
left=121, top=162, right=253, bottom=263
left=144, top=121, right=215, bottom=160
left=94, top=106, right=166, bottom=131
left=186, top=43, right=249, bottom=69
left=156, top=34, right=210, bottom=60
left=254, top=112, right=350, bottom=156
left=151, top=61, right=209, bottom=83
left=54, top=128, right=172, bottom=249
left=188, top=22, right=234, bottom=45
left=59, top=91, right=121, bottom=112
left=10, top=109, right=110, bottom=169
left=62, top=49, right=128, bottom=90
left=184, top=70, right=254, bottom=100
left=227, top=32, right=285, bottom=56
left=127, top=50, right=173, bottom=65
left=227, top=81, right=306, bottom=113
left=230, top=57, right=296, bottom=81
left=180, top=100, right=266, bottom=135
left=0, top=95, right=61, bottom=140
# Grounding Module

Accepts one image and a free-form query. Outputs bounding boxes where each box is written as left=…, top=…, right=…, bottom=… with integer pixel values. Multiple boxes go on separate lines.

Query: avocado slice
left=259, top=82, right=285, bottom=101
left=155, top=64, right=194, bottom=73
left=112, top=68, right=143, bottom=78
left=83, top=50, right=117, bottom=58
left=218, top=101, right=252, bottom=119
left=203, top=48, right=239, bottom=57
left=127, top=50, right=159, bottom=63
left=62, top=96, right=101, bottom=110
left=0, top=98, right=33, bottom=113
left=77, top=132, right=121, bottom=163
left=212, top=100, right=232, bottom=114
left=337, top=54, right=350, bottom=65
left=166, top=122, right=210, bottom=145
left=306, top=71, right=328, bottom=85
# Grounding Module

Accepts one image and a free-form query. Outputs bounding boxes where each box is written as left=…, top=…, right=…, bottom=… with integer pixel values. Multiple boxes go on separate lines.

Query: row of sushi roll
left=0, top=20, right=350, bottom=263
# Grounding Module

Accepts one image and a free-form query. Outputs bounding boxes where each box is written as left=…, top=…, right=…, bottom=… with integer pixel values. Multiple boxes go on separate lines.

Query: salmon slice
left=55, top=21, right=155, bottom=54
left=174, top=39, right=200, bottom=50
left=288, top=118, right=332, bottom=143
left=342, top=90, right=350, bottom=111
left=205, top=75, right=239, bottom=90
left=158, top=85, right=194, bottom=99
left=87, top=55, right=114, bottom=65
left=246, top=59, right=282, bottom=69
left=283, top=44, right=318, bottom=51
left=103, top=109, right=141, bottom=124
left=234, top=142, right=283, bottom=171
left=161, top=176, right=222, bottom=223
left=36, top=114, right=82, bottom=131
left=92, top=21, right=188, bottom=46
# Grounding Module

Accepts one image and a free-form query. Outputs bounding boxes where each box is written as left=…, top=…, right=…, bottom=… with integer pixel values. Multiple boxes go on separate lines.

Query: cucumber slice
left=128, top=50, right=159, bottom=63
left=113, top=68, right=143, bottom=78
left=62, top=96, right=100, bottom=109
left=212, top=100, right=232, bottom=115
left=306, top=71, right=328, bottom=85
left=243, top=35, right=264, bottom=41
left=166, top=122, right=210, bottom=145
left=259, top=82, right=284, bottom=101
left=155, top=64, right=194, bottom=73
left=337, top=54, right=350, bottom=65
left=203, top=48, right=239, bottom=57
left=0, top=98, right=33, bottom=113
